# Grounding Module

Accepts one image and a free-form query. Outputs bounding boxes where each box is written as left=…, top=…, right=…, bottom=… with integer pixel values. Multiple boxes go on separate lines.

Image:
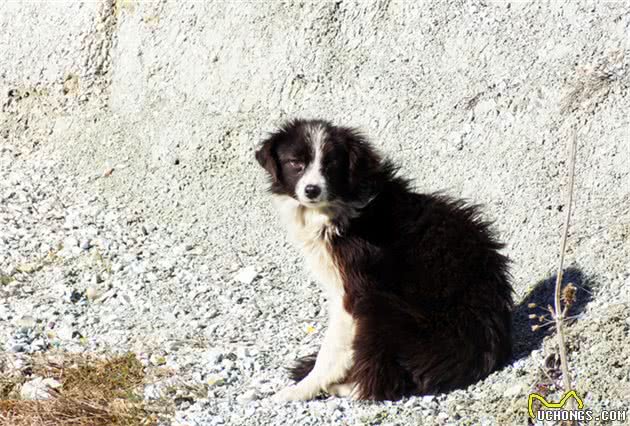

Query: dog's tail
left=287, top=353, right=317, bottom=382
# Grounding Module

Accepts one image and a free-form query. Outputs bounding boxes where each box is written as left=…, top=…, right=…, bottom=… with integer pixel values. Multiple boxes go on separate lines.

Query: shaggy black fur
left=288, top=353, right=317, bottom=382
left=332, top=188, right=513, bottom=399
left=257, top=119, right=514, bottom=400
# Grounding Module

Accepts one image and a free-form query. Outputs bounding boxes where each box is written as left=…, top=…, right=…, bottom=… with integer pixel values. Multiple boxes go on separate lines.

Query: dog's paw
left=326, top=382, right=359, bottom=399
left=272, top=384, right=319, bottom=403
left=272, top=385, right=300, bottom=403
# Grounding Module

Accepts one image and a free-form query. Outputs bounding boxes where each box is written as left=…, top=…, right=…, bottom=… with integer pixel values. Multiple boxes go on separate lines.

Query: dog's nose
left=304, top=184, right=321, bottom=200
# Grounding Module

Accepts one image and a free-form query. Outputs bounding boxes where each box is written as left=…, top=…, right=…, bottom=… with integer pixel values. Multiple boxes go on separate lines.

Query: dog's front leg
left=274, top=298, right=355, bottom=402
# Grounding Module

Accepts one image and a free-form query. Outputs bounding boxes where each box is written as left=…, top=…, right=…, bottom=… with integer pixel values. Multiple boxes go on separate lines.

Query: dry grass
left=0, top=353, right=157, bottom=426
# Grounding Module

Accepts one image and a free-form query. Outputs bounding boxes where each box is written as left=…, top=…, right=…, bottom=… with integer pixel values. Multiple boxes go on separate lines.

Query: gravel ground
left=1, top=1, right=629, bottom=425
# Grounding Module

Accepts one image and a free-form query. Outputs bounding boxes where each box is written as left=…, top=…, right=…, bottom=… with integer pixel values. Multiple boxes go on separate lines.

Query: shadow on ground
left=511, top=266, right=594, bottom=361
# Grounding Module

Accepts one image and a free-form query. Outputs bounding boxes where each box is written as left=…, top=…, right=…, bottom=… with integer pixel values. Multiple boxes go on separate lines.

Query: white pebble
left=20, top=377, right=61, bottom=400
left=234, top=266, right=258, bottom=285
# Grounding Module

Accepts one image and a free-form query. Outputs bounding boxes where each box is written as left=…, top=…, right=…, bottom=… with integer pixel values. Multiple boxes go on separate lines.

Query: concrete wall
left=2, top=0, right=629, bottom=294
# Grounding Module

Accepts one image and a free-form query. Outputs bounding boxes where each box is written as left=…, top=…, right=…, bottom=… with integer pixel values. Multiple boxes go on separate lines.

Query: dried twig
left=552, top=127, right=578, bottom=406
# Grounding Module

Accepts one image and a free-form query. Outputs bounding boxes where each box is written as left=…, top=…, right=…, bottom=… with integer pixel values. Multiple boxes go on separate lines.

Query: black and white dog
left=255, top=119, right=513, bottom=402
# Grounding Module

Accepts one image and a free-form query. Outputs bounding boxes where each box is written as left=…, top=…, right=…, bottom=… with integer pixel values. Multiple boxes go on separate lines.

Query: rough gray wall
left=3, top=1, right=628, bottom=289
left=1, top=1, right=629, bottom=423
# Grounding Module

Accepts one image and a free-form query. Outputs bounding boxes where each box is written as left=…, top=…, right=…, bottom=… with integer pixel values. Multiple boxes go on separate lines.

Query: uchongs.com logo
left=528, top=390, right=628, bottom=423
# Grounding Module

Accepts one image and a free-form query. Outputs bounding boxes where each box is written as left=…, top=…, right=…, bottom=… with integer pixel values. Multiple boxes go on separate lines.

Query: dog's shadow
left=511, top=266, right=593, bottom=361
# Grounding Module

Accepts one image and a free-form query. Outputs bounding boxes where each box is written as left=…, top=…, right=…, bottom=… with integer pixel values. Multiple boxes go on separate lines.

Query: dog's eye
left=288, top=160, right=305, bottom=172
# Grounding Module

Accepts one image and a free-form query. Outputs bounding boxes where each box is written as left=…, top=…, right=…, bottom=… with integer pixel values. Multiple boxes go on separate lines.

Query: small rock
left=20, top=377, right=61, bottom=400
left=236, top=347, right=250, bottom=359
left=505, top=383, right=524, bottom=397
left=237, top=389, right=259, bottom=404
left=205, top=349, right=223, bottom=364
left=129, top=261, right=145, bottom=275
left=234, top=266, right=257, bottom=285
left=67, top=289, right=83, bottom=303
left=150, top=353, right=167, bottom=366
left=221, top=359, right=235, bottom=371
left=207, top=374, right=225, bottom=387
left=86, top=286, right=100, bottom=301
left=138, top=353, right=150, bottom=367
left=422, top=395, right=436, bottom=403
left=94, top=238, right=112, bottom=250
left=30, top=337, right=49, bottom=352
left=63, top=236, right=78, bottom=249
left=210, top=416, right=225, bottom=426
left=10, top=343, right=27, bottom=353
left=167, top=340, right=184, bottom=351
left=99, top=288, right=117, bottom=303
left=79, top=239, right=91, bottom=250
left=144, top=383, right=162, bottom=400
left=17, top=315, right=36, bottom=330
left=437, top=412, right=449, bottom=421
left=56, top=325, right=74, bottom=340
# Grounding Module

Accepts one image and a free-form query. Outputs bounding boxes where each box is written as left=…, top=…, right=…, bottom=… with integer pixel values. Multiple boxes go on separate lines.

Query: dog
left=255, top=119, right=513, bottom=402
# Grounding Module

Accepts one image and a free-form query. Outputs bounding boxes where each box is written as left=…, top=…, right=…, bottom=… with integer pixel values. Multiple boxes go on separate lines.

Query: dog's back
left=335, top=184, right=513, bottom=399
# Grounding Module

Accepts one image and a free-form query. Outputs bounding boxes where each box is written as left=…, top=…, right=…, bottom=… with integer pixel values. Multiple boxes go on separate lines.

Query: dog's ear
left=344, top=129, right=382, bottom=194
left=255, top=136, right=280, bottom=182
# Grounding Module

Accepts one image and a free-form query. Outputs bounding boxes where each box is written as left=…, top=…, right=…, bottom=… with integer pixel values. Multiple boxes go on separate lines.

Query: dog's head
left=255, top=119, right=386, bottom=208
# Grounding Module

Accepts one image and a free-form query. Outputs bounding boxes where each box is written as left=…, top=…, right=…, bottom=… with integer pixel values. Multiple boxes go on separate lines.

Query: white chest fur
left=272, top=195, right=344, bottom=299
left=271, top=195, right=356, bottom=401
